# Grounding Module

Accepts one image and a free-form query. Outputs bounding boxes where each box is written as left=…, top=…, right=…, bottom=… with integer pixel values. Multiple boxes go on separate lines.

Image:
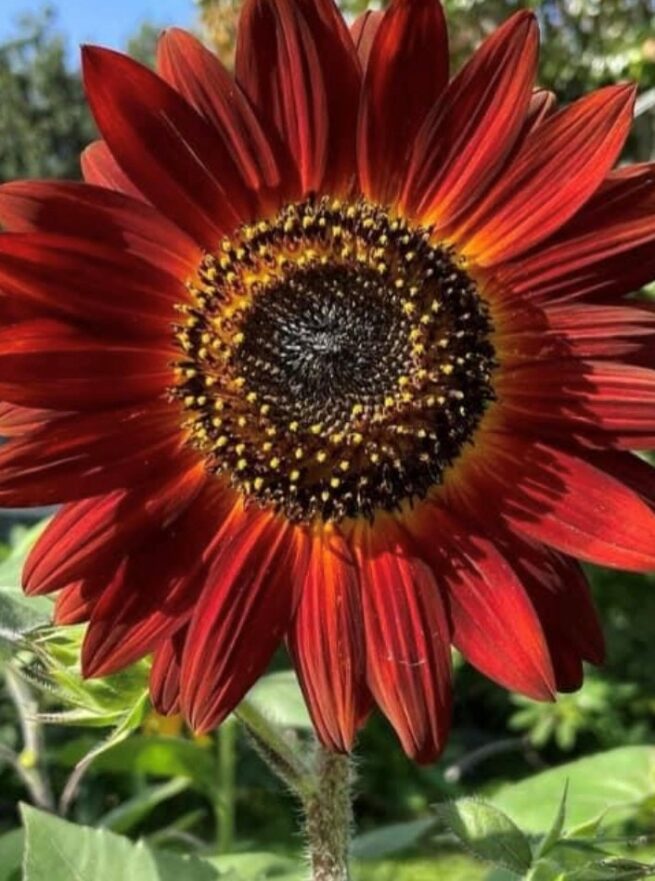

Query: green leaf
left=245, top=670, right=312, bottom=729
left=0, top=829, right=24, bottom=881
left=434, top=798, right=533, bottom=874
left=56, top=733, right=215, bottom=795
left=208, top=852, right=303, bottom=880
left=491, top=747, right=655, bottom=834
left=537, top=783, right=569, bottom=859
left=98, top=778, right=191, bottom=834
left=21, top=805, right=221, bottom=881
left=0, top=522, right=51, bottom=658
left=567, top=858, right=655, bottom=880
left=352, top=818, right=438, bottom=859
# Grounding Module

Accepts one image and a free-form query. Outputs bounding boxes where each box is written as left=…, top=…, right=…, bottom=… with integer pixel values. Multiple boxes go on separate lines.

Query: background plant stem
left=215, top=717, right=236, bottom=853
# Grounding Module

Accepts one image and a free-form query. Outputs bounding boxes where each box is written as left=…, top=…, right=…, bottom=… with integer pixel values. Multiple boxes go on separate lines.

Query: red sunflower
left=0, top=0, right=654, bottom=764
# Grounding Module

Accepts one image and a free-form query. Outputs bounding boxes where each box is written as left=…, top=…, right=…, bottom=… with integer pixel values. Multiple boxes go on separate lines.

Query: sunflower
left=0, top=0, right=654, bottom=764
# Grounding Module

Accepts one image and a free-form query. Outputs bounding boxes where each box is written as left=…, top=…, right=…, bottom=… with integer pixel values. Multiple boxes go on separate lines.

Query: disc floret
left=172, top=197, right=495, bottom=523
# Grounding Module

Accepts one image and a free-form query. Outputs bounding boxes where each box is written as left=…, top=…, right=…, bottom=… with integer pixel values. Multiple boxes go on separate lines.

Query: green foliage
left=435, top=798, right=533, bottom=874
left=0, top=9, right=94, bottom=182
left=0, top=523, right=50, bottom=658
left=491, top=747, right=655, bottom=834
left=21, top=805, right=224, bottom=881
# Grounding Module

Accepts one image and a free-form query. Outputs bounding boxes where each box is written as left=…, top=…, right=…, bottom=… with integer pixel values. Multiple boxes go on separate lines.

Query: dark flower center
left=172, top=197, right=496, bottom=523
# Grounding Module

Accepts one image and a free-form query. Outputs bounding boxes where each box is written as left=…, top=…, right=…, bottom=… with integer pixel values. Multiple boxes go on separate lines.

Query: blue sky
left=1, top=0, right=196, bottom=63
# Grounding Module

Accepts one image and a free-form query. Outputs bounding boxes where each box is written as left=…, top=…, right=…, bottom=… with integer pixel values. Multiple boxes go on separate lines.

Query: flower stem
left=304, top=748, right=353, bottom=881
left=235, top=699, right=313, bottom=797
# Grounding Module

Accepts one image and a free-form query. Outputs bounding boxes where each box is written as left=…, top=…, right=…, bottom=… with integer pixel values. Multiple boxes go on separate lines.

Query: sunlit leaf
left=244, top=670, right=312, bottom=730
left=0, top=828, right=23, bottom=881
left=434, top=798, right=533, bottom=874
left=21, top=805, right=222, bottom=881
left=491, top=747, right=655, bottom=833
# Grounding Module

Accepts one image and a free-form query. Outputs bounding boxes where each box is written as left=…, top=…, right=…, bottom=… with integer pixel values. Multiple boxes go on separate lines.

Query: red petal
left=0, top=180, right=199, bottom=277
left=0, top=403, right=52, bottom=436
left=462, top=435, right=655, bottom=572
left=354, top=518, right=452, bottom=764
left=81, top=140, right=144, bottom=200
left=358, top=0, right=448, bottom=205
left=0, top=403, right=183, bottom=506
left=235, top=0, right=361, bottom=196
left=24, top=465, right=206, bottom=595
left=0, top=232, right=185, bottom=336
left=350, top=10, right=383, bottom=68
left=496, top=302, right=655, bottom=364
left=0, top=319, right=170, bottom=410
left=150, top=630, right=185, bottom=715
left=82, top=47, right=256, bottom=249
left=288, top=525, right=367, bottom=753
left=497, top=163, right=655, bottom=305
left=504, top=539, right=604, bottom=672
left=400, top=12, right=538, bottom=227
left=407, top=504, right=556, bottom=700
left=181, top=515, right=311, bottom=734
left=54, top=579, right=106, bottom=625
left=156, top=28, right=289, bottom=211
left=497, top=359, right=655, bottom=447
left=584, top=449, right=655, bottom=511
left=82, top=484, right=239, bottom=677
left=459, top=84, right=636, bottom=265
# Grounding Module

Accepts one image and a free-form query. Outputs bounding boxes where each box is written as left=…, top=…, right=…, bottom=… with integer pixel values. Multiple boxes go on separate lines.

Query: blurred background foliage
left=1, top=1, right=655, bottom=879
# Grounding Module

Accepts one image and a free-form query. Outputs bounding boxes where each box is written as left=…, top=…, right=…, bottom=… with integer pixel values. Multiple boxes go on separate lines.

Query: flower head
left=1, top=0, right=654, bottom=762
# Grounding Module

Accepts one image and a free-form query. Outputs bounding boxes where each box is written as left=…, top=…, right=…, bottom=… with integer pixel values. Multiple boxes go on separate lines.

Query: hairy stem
left=237, top=701, right=354, bottom=880
left=236, top=699, right=313, bottom=797
left=304, top=748, right=352, bottom=881
left=4, top=665, right=54, bottom=812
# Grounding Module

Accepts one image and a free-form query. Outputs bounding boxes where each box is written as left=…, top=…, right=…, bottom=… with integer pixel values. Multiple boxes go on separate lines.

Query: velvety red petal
left=0, top=403, right=183, bottom=506
left=157, top=28, right=290, bottom=211
left=400, top=12, right=538, bottom=227
left=24, top=464, right=206, bottom=595
left=81, top=140, right=145, bottom=200
left=0, top=403, right=52, bottom=436
left=496, top=163, right=655, bottom=305
left=459, top=435, right=655, bottom=572
left=459, top=84, right=636, bottom=265
left=235, top=0, right=361, bottom=197
left=503, top=539, right=604, bottom=682
left=82, top=484, right=239, bottom=678
left=496, top=302, right=655, bottom=364
left=358, top=0, right=448, bottom=205
left=0, top=181, right=199, bottom=277
left=54, top=579, right=106, bottom=625
left=497, top=359, right=655, bottom=447
left=0, top=319, right=170, bottom=410
left=407, top=504, right=556, bottom=700
left=181, top=514, right=311, bottom=734
left=0, top=232, right=186, bottom=336
left=583, top=449, right=655, bottom=511
left=288, top=525, right=368, bottom=753
left=82, top=47, right=256, bottom=249
left=354, top=518, right=452, bottom=764
left=350, top=10, right=383, bottom=68
left=150, top=630, right=185, bottom=715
